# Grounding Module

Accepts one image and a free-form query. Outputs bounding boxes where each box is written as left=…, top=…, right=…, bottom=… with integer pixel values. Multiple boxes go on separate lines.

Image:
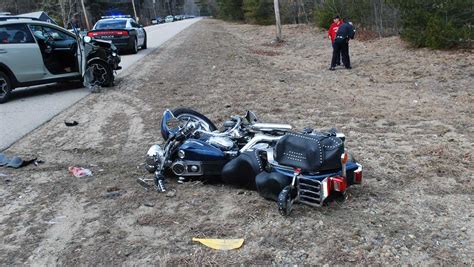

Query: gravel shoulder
left=0, top=19, right=472, bottom=265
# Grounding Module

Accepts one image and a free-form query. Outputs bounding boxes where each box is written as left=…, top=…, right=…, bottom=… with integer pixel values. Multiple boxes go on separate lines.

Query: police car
left=87, top=15, right=146, bottom=54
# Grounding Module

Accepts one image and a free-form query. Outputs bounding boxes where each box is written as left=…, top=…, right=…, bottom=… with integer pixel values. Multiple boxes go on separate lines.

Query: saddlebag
left=255, top=171, right=292, bottom=201
left=274, top=132, right=344, bottom=172
left=221, top=151, right=263, bottom=188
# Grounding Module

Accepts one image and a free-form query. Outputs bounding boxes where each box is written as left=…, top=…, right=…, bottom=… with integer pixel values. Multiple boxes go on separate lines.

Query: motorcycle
left=141, top=108, right=363, bottom=216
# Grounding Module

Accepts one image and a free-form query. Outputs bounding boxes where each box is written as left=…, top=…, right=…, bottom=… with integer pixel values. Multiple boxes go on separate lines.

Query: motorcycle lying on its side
left=140, top=108, right=363, bottom=216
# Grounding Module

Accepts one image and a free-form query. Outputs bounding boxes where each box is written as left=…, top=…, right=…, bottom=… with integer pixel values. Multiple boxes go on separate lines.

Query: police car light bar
left=101, top=15, right=131, bottom=19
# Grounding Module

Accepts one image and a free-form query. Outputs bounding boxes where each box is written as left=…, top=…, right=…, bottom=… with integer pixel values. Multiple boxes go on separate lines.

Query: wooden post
left=80, top=0, right=90, bottom=30
left=274, top=0, right=282, bottom=41
left=131, top=0, right=138, bottom=22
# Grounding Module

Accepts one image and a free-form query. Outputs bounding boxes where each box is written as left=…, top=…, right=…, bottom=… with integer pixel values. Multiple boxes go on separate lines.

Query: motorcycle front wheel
left=161, top=108, right=217, bottom=139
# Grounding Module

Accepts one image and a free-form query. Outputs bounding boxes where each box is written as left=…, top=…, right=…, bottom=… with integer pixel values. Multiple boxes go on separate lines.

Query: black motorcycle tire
left=162, top=108, right=217, bottom=139
left=278, top=186, right=295, bottom=216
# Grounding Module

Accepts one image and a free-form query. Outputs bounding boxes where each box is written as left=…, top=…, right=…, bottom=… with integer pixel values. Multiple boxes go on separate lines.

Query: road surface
left=0, top=18, right=201, bottom=151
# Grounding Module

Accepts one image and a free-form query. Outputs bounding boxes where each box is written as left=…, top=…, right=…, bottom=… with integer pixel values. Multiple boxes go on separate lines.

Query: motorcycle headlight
left=112, top=52, right=117, bottom=57
left=145, top=145, right=165, bottom=173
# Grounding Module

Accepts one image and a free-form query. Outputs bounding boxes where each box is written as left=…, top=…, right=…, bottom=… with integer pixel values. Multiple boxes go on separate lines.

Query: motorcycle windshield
left=161, top=109, right=178, bottom=140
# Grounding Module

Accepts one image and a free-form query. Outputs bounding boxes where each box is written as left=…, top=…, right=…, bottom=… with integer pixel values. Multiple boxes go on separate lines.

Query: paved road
left=0, top=18, right=201, bottom=151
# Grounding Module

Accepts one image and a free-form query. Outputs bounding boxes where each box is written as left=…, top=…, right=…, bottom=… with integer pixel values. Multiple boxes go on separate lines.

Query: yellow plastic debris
left=192, top=238, right=244, bottom=250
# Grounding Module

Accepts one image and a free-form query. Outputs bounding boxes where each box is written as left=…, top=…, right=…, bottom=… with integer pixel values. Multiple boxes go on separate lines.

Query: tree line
left=207, top=0, right=473, bottom=49
left=1, top=0, right=472, bottom=48
left=0, top=0, right=200, bottom=29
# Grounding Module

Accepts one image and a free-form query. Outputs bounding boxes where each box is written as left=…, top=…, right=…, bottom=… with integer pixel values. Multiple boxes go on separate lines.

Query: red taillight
left=115, top=30, right=129, bottom=36
left=330, top=176, right=347, bottom=192
left=87, top=30, right=128, bottom=37
left=354, top=165, right=363, bottom=184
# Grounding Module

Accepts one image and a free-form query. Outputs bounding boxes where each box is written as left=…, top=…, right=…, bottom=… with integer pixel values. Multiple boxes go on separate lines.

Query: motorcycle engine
left=208, top=136, right=235, bottom=150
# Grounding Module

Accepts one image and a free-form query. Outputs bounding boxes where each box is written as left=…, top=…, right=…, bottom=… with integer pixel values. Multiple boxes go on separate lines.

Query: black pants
left=332, top=42, right=341, bottom=65
left=331, top=38, right=351, bottom=68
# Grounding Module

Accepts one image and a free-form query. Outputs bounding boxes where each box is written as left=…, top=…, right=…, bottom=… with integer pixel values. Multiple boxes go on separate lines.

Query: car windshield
left=95, top=20, right=127, bottom=29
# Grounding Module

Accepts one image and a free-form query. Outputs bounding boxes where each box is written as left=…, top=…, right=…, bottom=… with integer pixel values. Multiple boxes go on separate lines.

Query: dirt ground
left=1, top=19, right=472, bottom=265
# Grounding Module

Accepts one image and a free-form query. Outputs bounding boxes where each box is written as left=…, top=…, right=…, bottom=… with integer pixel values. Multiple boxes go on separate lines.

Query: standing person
left=330, top=19, right=355, bottom=70
left=328, top=16, right=343, bottom=66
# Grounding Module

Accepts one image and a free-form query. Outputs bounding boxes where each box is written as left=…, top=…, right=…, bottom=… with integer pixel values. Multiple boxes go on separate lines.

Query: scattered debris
left=107, top=186, right=120, bottom=192
left=45, top=216, right=66, bottom=225
left=0, top=153, right=41, bottom=168
left=6, top=156, right=37, bottom=169
left=165, top=189, right=176, bottom=198
left=104, top=186, right=124, bottom=198
left=136, top=177, right=151, bottom=189
left=0, top=172, right=7, bottom=177
left=34, top=160, right=45, bottom=166
left=68, top=166, right=93, bottom=177
left=64, top=121, right=79, bottom=127
left=0, top=153, right=9, bottom=166
left=104, top=191, right=123, bottom=198
left=177, top=177, right=189, bottom=184
left=90, top=85, right=102, bottom=93
left=192, top=238, right=244, bottom=250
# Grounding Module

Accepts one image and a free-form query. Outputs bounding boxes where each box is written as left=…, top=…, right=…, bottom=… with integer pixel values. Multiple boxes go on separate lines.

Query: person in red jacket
left=328, top=16, right=343, bottom=68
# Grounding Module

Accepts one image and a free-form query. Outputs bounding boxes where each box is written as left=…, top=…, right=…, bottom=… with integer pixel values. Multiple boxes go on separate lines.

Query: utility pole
left=131, top=0, right=138, bottom=22
left=274, top=0, right=282, bottom=41
left=80, top=0, right=90, bottom=30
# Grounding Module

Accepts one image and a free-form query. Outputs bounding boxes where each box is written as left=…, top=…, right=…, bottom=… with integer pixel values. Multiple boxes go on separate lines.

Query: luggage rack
left=297, top=176, right=323, bottom=207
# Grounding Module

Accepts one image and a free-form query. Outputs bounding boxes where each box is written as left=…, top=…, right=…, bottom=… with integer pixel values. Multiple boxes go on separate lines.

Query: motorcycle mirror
left=166, top=117, right=182, bottom=131
left=83, top=36, right=92, bottom=43
left=245, top=111, right=259, bottom=123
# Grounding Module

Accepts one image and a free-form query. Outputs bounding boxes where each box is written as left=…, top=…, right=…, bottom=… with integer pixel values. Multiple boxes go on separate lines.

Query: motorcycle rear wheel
left=161, top=108, right=217, bottom=139
left=278, top=185, right=296, bottom=216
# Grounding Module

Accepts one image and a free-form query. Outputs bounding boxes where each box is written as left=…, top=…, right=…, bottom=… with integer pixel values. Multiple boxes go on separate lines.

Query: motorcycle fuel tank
left=179, top=139, right=226, bottom=161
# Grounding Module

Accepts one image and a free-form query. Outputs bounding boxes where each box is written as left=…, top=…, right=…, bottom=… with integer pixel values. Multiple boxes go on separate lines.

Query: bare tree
left=80, top=0, right=90, bottom=29
left=274, top=0, right=282, bottom=41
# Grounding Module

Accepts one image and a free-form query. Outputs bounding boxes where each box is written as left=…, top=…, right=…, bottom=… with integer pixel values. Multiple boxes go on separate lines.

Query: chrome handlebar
left=195, top=116, right=242, bottom=137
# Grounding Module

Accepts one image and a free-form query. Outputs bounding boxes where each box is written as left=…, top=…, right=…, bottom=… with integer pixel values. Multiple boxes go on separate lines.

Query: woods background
left=0, top=0, right=472, bottom=49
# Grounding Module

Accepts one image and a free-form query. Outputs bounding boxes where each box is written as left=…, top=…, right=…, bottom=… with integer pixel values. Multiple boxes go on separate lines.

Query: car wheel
left=131, top=38, right=138, bottom=54
left=0, top=71, right=12, bottom=104
left=86, top=60, right=113, bottom=87
left=142, top=34, right=147, bottom=49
